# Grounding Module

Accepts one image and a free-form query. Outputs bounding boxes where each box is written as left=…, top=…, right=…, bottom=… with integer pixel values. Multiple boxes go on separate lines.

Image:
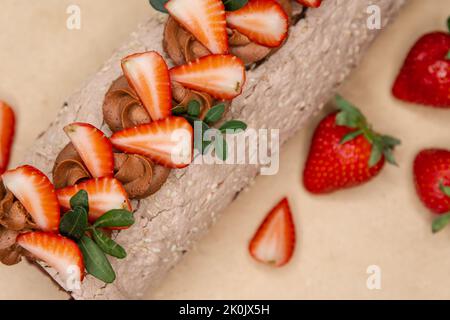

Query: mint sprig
left=172, top=100, right=248, bottom=161
left=59, top=190, right=135, bottom=283
left=59, top=207, right=88, bottom=240
left=335, top=95, right=401, bottom=168
left=78, top=236, right=116, bottom=284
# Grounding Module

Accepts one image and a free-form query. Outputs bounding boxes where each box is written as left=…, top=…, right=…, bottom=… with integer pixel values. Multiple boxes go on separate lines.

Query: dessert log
left=20, top=0, right=404, bottom=299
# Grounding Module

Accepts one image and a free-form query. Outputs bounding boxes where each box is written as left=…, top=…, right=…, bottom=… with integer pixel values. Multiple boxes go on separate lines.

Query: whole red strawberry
left=413, top=149, right=450, bottom=233
left=303, top=96, right=401, bottom=194
left=392, top=18, right=450, bottom=108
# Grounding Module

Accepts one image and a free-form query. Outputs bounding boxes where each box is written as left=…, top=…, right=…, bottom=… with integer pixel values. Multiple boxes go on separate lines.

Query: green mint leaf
left=78, top=236, right=116, bottom=283
left=93, top=209, right=135, bottom=229
left=204, top=103, right=226, bottom=124
left=187, top=100, right=201, bottom=117
left=193, top=120, right=210, bottom=153
left=219, top=120, right=247, bottom=133
left=59, top=207, right=88, bottom=240
left=368, top=143, right=383, bottom=168
left=70, top=190, right=89, bottom=211
left=215, top=135, right=228, bottom=161
left=432, top=213, right=450, bottom=233
left=340, top=130, right=363, bottom=145
left=202, top=140, right=213, bottom=155
left=92, top=228, right=127, bottom=259
left=148, top=0, right=169, bottom=13
left=172, top=105, right=187, bottom=116
left=222, top=0, right=248, bottom=11
left=439, top=182, right=450, bottom=198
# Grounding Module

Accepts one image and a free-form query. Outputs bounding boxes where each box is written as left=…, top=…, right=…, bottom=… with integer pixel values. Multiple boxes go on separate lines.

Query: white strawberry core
left=253, top=209, right=287, bottom=264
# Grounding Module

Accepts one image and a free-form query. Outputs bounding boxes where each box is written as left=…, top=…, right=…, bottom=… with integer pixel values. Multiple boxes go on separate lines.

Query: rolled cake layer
left=25, top=0, right=404, bottom=299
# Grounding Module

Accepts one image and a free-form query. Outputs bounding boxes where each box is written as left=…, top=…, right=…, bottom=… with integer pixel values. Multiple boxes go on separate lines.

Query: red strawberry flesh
left=226, top=0, right=289, bottom=48
left=2, top=166, right=60, bottom=232
left=17, top=232, right=84, bottom=282
left=0, top=101, right=15, bottom=174
left=64, top=123, right=114, bottom=179
left=56, top=177, right=132, bottom=222
left=170, top=54, right=246, bottom=100
left=414, top=149, right=450, bottom=214
left=249, top=198, right=296, bottom=267
left=122, top=51, right=172, bottom=121
left=165, top=0, right=228, bottom=55
left=111, top=117, right=193, bottom=169
left=393, top=32, right=450, bottom=108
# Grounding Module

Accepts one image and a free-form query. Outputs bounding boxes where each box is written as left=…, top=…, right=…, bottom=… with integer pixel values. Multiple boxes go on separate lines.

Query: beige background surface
left=0, top=0, right=449, bottom=299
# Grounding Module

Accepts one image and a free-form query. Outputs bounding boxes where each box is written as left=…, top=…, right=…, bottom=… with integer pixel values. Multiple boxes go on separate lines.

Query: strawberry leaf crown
left=432, top=183, right=450, bottom=233
left=335, top=95, right=401, bottom=168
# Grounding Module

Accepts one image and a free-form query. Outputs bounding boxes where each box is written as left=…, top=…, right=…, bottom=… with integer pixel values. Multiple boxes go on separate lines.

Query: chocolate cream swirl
left=52, top=143, right=170, bottom=200
left=0, top=182, right=36, bottom=265
left=163, top=0, right=293, bottom=66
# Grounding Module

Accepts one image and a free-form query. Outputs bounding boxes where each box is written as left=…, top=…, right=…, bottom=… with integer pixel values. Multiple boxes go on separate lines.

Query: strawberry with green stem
left=431, top=183, right=450, bottom=233
left=413, top=149, right=450, bottom=233
left=303, top=96, right=401, bottom=194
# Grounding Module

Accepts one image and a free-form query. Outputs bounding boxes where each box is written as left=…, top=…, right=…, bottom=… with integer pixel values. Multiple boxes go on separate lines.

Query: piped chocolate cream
left=103, top=76, right=214, bottom=132
left=163, top=0, right=293, bottom=66
left=0, top=182, right=36, bottom=265
left=53, top=143, right=170, bottom=199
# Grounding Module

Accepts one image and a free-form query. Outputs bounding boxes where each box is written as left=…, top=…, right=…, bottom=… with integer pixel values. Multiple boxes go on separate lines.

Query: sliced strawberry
left=64, top=123, right=114, bottom=179
left=17, top=232, right=84, bottom=282
left=296, top=0, right=322, bottom=7
left=111, top=117, right=193, bottom=169
left=226, top=0, right=289, bottom=48
left=0, top=102, right=15, bottom=174
left=122, top=51, right=172, bottom=121
left=165, top=0, right=228, bottom=55
left=2, top=166, right=60, bottom=232
left=56, top=177, right=132, bottom=222
left=170, top=54, right=245, bottom=100
left=249, top=198, right=296, bottom=267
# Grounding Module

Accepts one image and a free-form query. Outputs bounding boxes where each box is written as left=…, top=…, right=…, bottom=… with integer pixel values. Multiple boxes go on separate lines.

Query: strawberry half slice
left=0, top=101, right=15, bottom=174
left=122, top=51, right=172, bottom=121
left=17, top=232, right=84, bottom=282
left=2, top=166, right=60, bottom=232
left=170, top=54, right=245, bottom=100
left=111, top=117, right=193, bottom=169
left=64, top=123, right=114, bottom=179
left=165, top=0, right=228, bottom=55
left=296, top=0, right=322, bottom=7
left=226, top=0, right=289, bottom=48
left=56, top=177, right=132, bottom=222
left=249, top=198, right=296, bottom=267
